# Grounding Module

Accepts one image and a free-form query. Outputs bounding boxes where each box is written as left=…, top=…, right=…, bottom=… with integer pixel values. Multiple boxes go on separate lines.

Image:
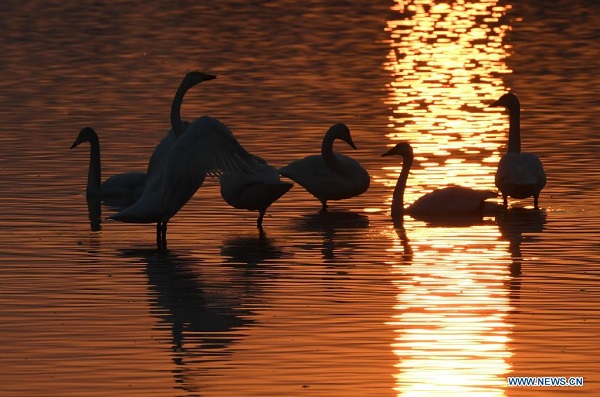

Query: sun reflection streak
left=383, top=0, right=516, bottom=395
left=384, top=224, right=512, bottom=396
left=381, top=0, right=513, bottom=207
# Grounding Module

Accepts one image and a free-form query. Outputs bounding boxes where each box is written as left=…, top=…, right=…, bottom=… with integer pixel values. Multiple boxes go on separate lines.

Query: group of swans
left=72, top=71, right=295, bottom=248
left=72, top=78, right=545, bottom=247
left=381, top=92, right=546, bottom=224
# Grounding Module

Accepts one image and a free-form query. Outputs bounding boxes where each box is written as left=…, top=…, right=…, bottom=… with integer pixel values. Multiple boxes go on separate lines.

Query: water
left=0, top=0, right=598, bottom=396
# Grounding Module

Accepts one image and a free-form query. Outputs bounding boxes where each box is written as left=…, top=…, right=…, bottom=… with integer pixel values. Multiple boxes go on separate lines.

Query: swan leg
left=156, top=222, right=168, bottom=250
left=319, top=200, right=328, bottom=212
left=534, top=195, right=540, bottom=210
left=161, top=222, right=168, bottom=250
left=156, top=223, right=161, bottom=248
left=257, top=210, right=266, bottom=229
left=502, top=195, right=508, bottom=209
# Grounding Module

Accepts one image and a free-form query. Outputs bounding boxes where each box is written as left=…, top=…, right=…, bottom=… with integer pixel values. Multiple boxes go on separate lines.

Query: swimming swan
left=220, top=157, right=293, bottom=229
left=382, top=142, right=497, bottom=223
left=490, top=92, right=546, bottom=209
left=71, top=127, right=146, bottom=199
left=279, top=123, right=370, bottom=210
left=110, top=78, right=264, bottom=249
left=146, top=71, right=217, bottom=178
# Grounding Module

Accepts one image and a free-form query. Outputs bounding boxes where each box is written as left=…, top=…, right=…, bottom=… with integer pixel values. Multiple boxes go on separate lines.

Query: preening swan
left=146, top=71, right=217, bottom=178
left=220, top=157, right=293, bottom=229
left=490, top=92, right=546, bottom=209
left=382, top=142, right=497, bottom=223
left=279, top=123, right=370, bottom=210
left=110, top=75, right=264, bottom=249
left=71, top=127, right=146, bottom=199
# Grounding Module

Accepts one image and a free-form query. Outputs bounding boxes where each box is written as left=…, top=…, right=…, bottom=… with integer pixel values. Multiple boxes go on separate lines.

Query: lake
left=0, top=0, right=598, bottom=396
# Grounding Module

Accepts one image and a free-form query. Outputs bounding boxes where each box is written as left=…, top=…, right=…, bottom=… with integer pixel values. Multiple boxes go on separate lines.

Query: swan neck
left=321, top=133, right=339, bottom=169
left=507, top=106, right=521, bottom=153
left=87, top=138, right=102, bottom=195
left=170, top=80, right=191, bottom=137
left=391, top=155, right=412, bottom=221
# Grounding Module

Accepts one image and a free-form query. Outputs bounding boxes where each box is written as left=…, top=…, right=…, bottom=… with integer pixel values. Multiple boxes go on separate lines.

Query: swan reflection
left=495, top=208, right=547, bottom=278
left=121, top=248, right=255, bottom=395
left=294, top=210, right=370, bottom=263
left=220, top=231, right=291, bottom=267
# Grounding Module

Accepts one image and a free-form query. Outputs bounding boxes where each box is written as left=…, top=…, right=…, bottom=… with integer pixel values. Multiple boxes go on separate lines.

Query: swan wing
left=408, top=186, right=497, bottom=214
left=178, top=116, right=266, bottom=177
left=110, top=173, right=164, bottom=223
left=101, top=172, right=147, bottom=197
left=495, top=152, right=546, bottom=197
left=280, top=154, right=369, bottom=201
left=156, top=116, right=266, bottom=217
left=146, top=121, right=193, bottom=178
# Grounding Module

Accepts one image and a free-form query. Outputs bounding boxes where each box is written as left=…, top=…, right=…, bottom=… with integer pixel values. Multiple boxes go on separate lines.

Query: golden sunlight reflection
left=384, top=224, right=513, bottom=396
left=382, top=0, right=518, bottom=395
left=381, top=0, right=513, bottom=207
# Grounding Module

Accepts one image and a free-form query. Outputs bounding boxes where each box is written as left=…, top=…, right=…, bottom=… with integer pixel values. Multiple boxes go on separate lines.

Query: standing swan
left=220, top=157, right=293, bottom=229
left=382, top=142, right=497, bottom=223
left=110, top=75, right=263, bottom=249
left=146, top=71, right=217, bottom=178
left=490, top=92, right=546, bottom=209
left=279, top=123, right=370, bottom=210
left=71, top=127, right=146, bottom=199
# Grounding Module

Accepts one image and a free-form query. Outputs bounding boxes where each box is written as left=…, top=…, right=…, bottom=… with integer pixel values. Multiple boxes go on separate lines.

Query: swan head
left=182, top=71, right=217, bottom=88
left=381, top=142, right=413, bottom=158
left=71, top=127, right=98, bottom=149
left=489, top=92, right=520, bottom=110
left=328, top=123, right=357, bottom=149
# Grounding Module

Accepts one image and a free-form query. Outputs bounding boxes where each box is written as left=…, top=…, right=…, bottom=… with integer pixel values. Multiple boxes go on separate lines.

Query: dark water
left=0, top=0, right=598, bottom=396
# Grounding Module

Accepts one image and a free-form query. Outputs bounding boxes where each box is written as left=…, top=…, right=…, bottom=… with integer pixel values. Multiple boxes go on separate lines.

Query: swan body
left=490, top=92, right=546, bottom=209
left=111, top=114, right=264, bottom=248
left=382, top=142, right=497, bottom=223
left=279, top=123, right=370, bottom=210
left=146, top=72, right=216, bottom=178
left=71, top=127, right=146, bottom=199
left=220, top=157, right=293, bottom=228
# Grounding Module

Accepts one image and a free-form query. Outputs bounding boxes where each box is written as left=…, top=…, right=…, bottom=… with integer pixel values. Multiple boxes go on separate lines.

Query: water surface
left=0, top=0, right=598, bottom=396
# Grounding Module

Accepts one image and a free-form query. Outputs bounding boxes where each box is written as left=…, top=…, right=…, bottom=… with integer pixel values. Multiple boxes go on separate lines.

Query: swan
left=220, top=157, right=293, bottom=229
left=146, top=71, right=217, bottom=178
left=71, top=127, right=146, bottom=199
left=382, top=142, right=498, bottom=223
left=110, top=81, right=264, bottom=249
left=490, top=92, right=546, bottom=209
left=279, top=123, right=370, bottom=210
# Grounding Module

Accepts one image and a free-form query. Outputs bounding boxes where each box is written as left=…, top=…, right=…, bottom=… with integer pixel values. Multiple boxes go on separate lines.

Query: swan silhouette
left=111, top=75, right=264, bottom=249
left=146, top=71, right=217, bottom=178
left=279, top=123, right=370, bottom=210
left=220, top=157, right=293, bottom=229
left=71, top=126, right=146, bottom=199
left=382, top=142, right=498, bottom=223
left=490, top=92, right=546, bottom=209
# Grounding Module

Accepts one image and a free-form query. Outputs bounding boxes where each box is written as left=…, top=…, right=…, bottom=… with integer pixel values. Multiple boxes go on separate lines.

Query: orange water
left=0, top=1, right=598, bottom=396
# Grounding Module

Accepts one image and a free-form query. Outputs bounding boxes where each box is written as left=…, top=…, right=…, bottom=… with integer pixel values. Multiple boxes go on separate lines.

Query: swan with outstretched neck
left=71, top=127, right=146, bottom=199
left=145, top=71, right=217, bottom=178
left=382, top=142, right=498, bottom=223
left=279, top=123, right=370, bottom=210
left=490, top=92, right=546, bottom=209
left=110, top=73, right=264, bottom=249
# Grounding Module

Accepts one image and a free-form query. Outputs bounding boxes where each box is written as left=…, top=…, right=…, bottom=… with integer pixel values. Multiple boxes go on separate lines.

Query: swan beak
left=347, top=137, right=357, bottom=150
left=70, top=139, right=82, bottom=149
left=489, top=99, right=502, bottom=107
left=381, top=147, right=394, bottom=157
